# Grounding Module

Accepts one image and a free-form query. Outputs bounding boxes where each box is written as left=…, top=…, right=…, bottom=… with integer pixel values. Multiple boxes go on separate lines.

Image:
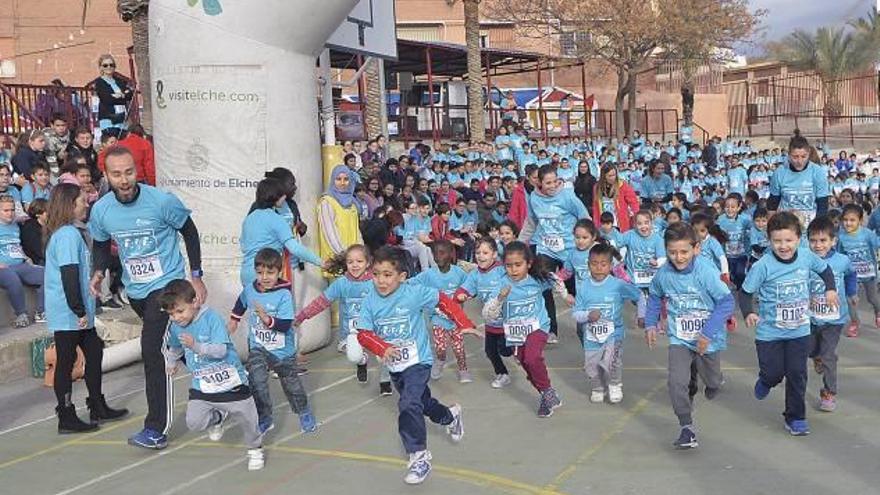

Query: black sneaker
left=673, top=426, right=698, bottom=449
left=356, top=364, right=368, bottom=383
left=379, top=381, right=393, bottom=396
left=704, top=386, right=719, bottom=400
left=102, top=298, right=123, bottom=310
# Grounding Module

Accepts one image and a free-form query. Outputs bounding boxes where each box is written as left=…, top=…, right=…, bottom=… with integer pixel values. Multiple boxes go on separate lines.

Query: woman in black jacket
left=92, top=54, right=133, bottom=131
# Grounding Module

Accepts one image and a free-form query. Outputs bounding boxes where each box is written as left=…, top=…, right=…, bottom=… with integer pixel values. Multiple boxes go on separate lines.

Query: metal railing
left=0, top=82, right=94, bottom=137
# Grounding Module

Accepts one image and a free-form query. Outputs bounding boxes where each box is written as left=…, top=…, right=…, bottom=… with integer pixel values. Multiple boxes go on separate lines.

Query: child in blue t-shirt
left=606, top=210, right=665, bottom=327
left=228, top=248, right=315, bottom=435
left=718, top=195, right=751, bottom=290
left=807, top=217, right=857, bottom=413
left=570, top=243, right=641, bottom=404
left=645, top=222, right=734, bottom=449
left=748, top=207, right=770, bottom=266
left=354, top=246, right=477, bottom=485
left=835, top=203, right=880, bottom=337
left=410, top=240, right=470, bottom=383
left=741, top=212, right=839, bottom=437
left=295, top=245, right=391, bottom=395
left=162, top=280, right=265, bottom=471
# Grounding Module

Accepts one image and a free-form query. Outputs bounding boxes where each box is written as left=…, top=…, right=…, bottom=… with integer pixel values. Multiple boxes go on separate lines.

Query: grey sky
left=753, top=0, right=875, bottom=40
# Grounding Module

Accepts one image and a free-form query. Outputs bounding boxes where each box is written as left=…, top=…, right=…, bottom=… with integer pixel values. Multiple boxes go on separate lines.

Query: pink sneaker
left=819, top=390, right=836, bottom=412
left=846, top=321, right=859, bottom=338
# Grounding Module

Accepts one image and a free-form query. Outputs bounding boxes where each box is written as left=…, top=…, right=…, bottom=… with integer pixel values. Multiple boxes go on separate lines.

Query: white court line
left=51, top=374, right=356, bottom=495
left=0, top=373, right=192, bottom=437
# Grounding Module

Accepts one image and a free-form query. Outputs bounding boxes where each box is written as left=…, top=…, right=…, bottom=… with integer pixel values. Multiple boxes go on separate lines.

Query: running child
left=483, top=241, right=567, bottom=417
left=692, top=212, right=731, bottom=283
left=807, top=216, right=857, bottom=412
left=162, top=280, right=265, bottom=471
left=228, top=248, right=316, bottom=434
left=606, top=210, right=665, bottom=328
left=571, top=242, right=641, bottom=404
left=740, top=211, right=839, bottom=436
left=354, top=246, right=476, bottom=485
left=645, top=222, right=734, bottom=449
left=748, top=207, right=770, bottom=266
left=835, top=203, right=880, bottom=337
left=455, top=238, right=510, bottom=388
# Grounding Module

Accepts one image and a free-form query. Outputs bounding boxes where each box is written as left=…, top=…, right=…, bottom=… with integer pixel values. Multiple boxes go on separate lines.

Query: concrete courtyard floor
left=1, top=304, right=880, bottom=495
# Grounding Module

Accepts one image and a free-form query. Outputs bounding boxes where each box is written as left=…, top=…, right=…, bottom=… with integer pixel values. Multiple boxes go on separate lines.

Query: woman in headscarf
left=592, top=163, right=639, bottom=232
left=573, top=159, right=596, bottom=211
left=317, top=165, right=363, bottom=262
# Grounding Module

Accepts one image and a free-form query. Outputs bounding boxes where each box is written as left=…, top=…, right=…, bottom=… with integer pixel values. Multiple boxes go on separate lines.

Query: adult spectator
left=89, top=146, right=207, bottom=450
left=574, top=160, right=596, bottom=211
left=318, top=165, right=363, bottom=261
left=92, top=54, right=133, bottom=131
left=593, top=163, right=640, bottom=231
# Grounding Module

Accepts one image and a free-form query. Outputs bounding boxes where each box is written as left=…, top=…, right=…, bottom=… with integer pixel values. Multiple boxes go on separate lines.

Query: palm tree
left=463, top=0, right=485, bottom=142
left=774, top=26, right=874, bottom=118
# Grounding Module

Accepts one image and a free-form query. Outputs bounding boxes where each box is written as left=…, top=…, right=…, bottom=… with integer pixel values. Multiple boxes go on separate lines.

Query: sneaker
left=299, top=409, right=318, bottom=433
left=754, top=379, right=770, bottom=400
left=726, top=317, right=737, bottom=333
left=379, top=381, right=393, bottom=396
left=356, top=363, right=368, bottom=383
left=704, top=386, right=719, bottom=401
left=538, top=388, right=562, bottom=417
left=112, top=293, right=127, bottom=307
left=430, top=359, right=445, bottom=380
left=12, top=313, right=29, bottom=328
left=446, top=404, right=464, bottom=442
left=404, top=450, right=432, bottom=485
left=208, top=410, right=228, bottom=441
left=490, top=374, right=511, bottom=389
left=545, top=387, right=563, bottom=410
left=33, top=311, right=47, bottom=323
left=296, top=367, right=309, bottom=377
left=102, top=297, right=123, bottom=310
left=457, top=370, right=473, bottom=384
left=608, top=384, right=623, bottom=404
left=247, top=448, right=265, bottom=471
left=270, top=370, right=280, bottom=379
left=127, top=428, right=168, bottom=450
left=818, top=390, right=837, bottom=412
left=118, top=289, right=130, bottom=306
left=589, top=390, right=605, bottom=403
left=784, top=418, right=810, bottom=436
left=337, top=340, right=347, bottom=353
left=813, top=357, right=824, bottom=375
left=537, top=396, right=553, bottom=418
left=258, top=417, right=275, bottom=435
left=546, top=333, right=559, bottom=344
left=846, top=321, right=859, bottom=338
left=673, top=426, right=698, bottom=449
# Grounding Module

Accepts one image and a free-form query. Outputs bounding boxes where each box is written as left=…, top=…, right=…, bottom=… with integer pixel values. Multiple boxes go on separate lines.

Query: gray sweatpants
left=809, top=323, right=842, bottom=395
left=186, top=396, right=263, bottom=448
left=668, top=345, right=723, bottom=427
left=584, top=339, right=623, bottom=392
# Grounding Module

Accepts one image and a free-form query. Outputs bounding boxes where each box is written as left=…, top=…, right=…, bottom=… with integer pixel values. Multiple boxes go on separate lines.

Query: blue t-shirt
left=460, top=264, right=506, bottom=328
left=495, top=135, right=512, bottom=161
left=45, top=225, right=94, bottom=331
left=529, top=188, right=589, bottom=261
left=563, top=247, right=591, bottom=283
left=611, top=229, right=665, bottom=287
left=324, top=275, right=374, bottom=336
left=726, top=167, right=748, bottom=196
left=0, top=221, right=25, bottom=266
left=239, top=208, right=320, bottom=285
left=410, top=265, right=467, bottom=330
left=489, top=274, right=553, bottom=346
left=236, top=282, right=296, bottom=358
left=769, top=162, right=829, bottom=226
left=698, top=235, right=727, bottom=272
left=749, top=225, right=769, bottom=259
left=358, top=283, right=440, bottom=372
left=836, top=228, right=880, bottom=280
left=809, top=251, right=853, bottom=326
left=396, top=214, right=431, bottom=242
left=650, top=257, right=731, bottom=353
left=742, top=248, right=829, bottom=341
left=167, top=307, right=249, bottom=394
left=640, top=174, right=673, bottom=202
left=717, top=214, right=751, bottom=259
left=21, top=183, right=51, bottom=205
left=574, top=275, right=641, bottom=350
left=89, top=185, right=190, bottom=299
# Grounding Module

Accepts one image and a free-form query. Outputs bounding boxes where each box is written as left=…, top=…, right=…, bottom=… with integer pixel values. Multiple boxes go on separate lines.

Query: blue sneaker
left=754, top=379, right=771, bottom=400
left=673, top=426, right=698, bottom=449
left=299, top=409, right=318, bottom=433
left=127, top=428, right=168, bottom=450
left=404, top=450, right=432, bottom=485
left=258, top=417, right=274, bottom=435
left=784, top=419, right=810, bottom=436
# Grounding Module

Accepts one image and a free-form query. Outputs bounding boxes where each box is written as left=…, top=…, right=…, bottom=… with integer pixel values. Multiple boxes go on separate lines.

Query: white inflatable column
left=149, top=0, right=358, bottom=353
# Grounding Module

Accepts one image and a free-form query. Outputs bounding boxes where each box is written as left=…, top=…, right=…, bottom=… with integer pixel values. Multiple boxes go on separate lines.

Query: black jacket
left=92, top=76, right=133, bottom=124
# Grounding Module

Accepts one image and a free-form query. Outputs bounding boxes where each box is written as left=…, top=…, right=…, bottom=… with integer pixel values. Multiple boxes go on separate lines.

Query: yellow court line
left=542, top=379, right=666, bottom=493
left=75, top=439, right=569, bottom=495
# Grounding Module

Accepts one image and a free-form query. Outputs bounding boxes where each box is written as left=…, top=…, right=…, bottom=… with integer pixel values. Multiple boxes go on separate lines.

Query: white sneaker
left=590, top=390, right=605, bottom=403
left=404, top=450, right=432, bottom=484
left=208, top=410, right=228, bottom=441
left=247, top=448, right=265, bottom=471
left=608, top=384, right=623, bottom=404
left=446, top=404, right=464, bottom=442
left=546, top=333, right=559, bottom=344
left=430, top=360, right=445, bottom=380
left=457, top=370, right=473, bottom=384
left=336, top=340, right=347, bottom=353
left=118, top=289, right=130, bottom=306
left=491, top=374, right=511, bottom=389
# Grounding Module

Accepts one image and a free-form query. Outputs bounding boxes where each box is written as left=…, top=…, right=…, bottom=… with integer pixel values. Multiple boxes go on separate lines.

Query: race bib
left=387, top=340, right=419, bottom=373
left=194, top=364, right=242, bottom=394
left=810, top=295, right=840, bottom=321
left=542, top=235, right=565, bottom=253
left=125, top=254, right=164, bottom=283
left=6, top=243, right=24, bottom=259
left=586, top=319, right=613, bottom=343
left=776, top=300, right=809, bottom=330
left=853, top=261, right=875, bottom=279
left=633, top=269, right=656, bottom=285
left=504, top=318, right=539, bottom=345
left=726, top=240, right=744, bottom=257
left=675, top=312, right=708, bottom=341
left=253, top=325, right=285, bottom=351
left=114, top=104, right=126, bottom=114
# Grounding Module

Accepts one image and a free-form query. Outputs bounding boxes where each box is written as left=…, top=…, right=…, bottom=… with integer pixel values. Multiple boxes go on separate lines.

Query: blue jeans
left=0, top=262, right=44, bottom=315
left=756, top=335, right=809, bottom=421
left=391, top=364, right=453, bottom=453
left=246, top=346, right=308, bottom=423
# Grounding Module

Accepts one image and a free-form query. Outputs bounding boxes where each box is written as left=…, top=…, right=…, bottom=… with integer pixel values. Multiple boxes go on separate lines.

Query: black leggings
left=537, top=254, right=569, bottom=335
left=53, top=329, right=104, bottom=406
left=485, top=332, right=513, bottom=375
